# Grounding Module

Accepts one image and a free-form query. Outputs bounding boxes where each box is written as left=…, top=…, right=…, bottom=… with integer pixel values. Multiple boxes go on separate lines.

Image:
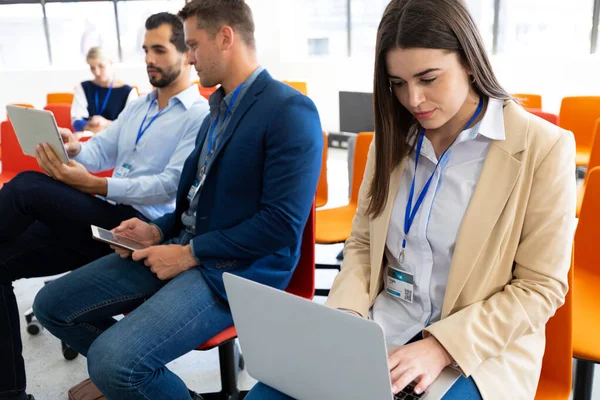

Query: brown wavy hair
left=367, top=0, right=511, bottom=217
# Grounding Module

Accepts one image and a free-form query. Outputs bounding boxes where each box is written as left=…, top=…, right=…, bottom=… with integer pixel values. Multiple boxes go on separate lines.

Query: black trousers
left=0, top=172, right=147, bottom=399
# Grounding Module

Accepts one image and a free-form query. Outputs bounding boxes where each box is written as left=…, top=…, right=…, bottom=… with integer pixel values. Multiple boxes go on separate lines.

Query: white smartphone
left=91, top=225, right=148, bottom=252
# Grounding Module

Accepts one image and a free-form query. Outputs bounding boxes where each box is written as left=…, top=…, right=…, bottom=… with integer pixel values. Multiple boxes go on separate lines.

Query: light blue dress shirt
left=74, top=84, right=210, bottom=220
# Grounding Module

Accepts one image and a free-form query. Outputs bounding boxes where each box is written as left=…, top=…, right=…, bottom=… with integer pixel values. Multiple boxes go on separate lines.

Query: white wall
left=3, top=54, right=600, bottom=134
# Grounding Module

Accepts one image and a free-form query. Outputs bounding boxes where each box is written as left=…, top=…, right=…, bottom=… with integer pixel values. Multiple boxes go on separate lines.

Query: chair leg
left=574, top=359, right=595, bottom=400
left=201, top=341, right=241, bottom=400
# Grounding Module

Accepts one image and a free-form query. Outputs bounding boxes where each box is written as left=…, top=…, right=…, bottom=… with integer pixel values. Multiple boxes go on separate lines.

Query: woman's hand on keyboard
left=387, top=336, right=454, bottom=396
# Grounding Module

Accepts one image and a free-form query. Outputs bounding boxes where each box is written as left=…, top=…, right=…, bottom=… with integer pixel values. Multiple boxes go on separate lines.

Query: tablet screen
left=95, top=227, right=148, bottom=251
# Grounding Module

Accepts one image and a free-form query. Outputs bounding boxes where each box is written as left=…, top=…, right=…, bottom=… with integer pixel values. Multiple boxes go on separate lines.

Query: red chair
left=44, top=103, right=73, bottom=131
left=198, top=202, right=316, bottom=399
left=529, top=109, right=559, bottom=126
left=0, top=120, right=43, bottom=188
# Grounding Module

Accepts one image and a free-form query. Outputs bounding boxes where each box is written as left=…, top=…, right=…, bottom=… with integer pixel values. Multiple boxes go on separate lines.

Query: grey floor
left=12, top=148, right=600, bottom=399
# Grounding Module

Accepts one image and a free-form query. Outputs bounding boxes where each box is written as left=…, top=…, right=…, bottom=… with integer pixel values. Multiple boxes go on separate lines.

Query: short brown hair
left=178, top=0, right=256, bottom=49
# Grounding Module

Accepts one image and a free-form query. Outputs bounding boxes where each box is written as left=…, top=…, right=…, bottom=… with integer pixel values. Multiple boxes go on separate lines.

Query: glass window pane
left=0, top=4, right=48, bottom=69
left=45, top=1, right=119, bottom=66
left=350, top=0, right=495, bottom=59
left=117, top=0, right=186, bottom=63
left=496, top=0, right=594, bottom=54
left=280, top=0, right=348, bottom=60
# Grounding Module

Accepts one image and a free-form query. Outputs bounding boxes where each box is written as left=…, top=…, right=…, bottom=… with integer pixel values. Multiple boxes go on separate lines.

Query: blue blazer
left=153, top=70, right=323, bottom=299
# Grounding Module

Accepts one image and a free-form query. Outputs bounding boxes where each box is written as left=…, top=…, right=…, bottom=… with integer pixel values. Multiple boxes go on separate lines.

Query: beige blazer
left=325, top=101, right=576, bottom=400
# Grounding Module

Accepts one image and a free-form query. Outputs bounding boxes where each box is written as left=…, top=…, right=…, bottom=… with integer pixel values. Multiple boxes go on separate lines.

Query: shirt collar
left=146, top=84, right=202, bottom=110
left=209, top=66, right=265, bottom=109
left=472, top=98, right=506, bottom=141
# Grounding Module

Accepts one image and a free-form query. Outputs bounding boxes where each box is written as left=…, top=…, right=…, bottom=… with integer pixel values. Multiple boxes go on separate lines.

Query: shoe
left=26, top=396, right=35, bottom=400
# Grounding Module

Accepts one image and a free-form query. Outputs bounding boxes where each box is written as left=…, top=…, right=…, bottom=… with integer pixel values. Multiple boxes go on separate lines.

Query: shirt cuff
left=73, top=119, right=87, bottom=132
left=106, top=178, right=128, bottom=201
left=189, top=239, right=202, bottom=265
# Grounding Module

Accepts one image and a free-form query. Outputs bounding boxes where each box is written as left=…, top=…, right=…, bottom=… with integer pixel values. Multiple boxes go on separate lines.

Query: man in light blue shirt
left=0, top=12, right=208, bottom=400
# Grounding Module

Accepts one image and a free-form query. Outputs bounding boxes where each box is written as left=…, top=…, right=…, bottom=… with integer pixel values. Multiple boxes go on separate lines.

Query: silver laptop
left=223, top=273, right=460, bottom=400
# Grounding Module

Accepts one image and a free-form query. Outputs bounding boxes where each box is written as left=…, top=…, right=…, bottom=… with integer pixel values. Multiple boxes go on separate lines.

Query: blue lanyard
left=135, top=99, right=168, bottom=149
left=94, top=80, right=113, bottom=116
left=402, top=96, right=484, bottom=255
left=202, top=83, right=244, bottom=170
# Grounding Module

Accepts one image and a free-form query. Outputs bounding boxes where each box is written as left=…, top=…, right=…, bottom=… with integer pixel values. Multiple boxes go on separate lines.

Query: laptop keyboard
left=393, top=382, right=426, bottom=400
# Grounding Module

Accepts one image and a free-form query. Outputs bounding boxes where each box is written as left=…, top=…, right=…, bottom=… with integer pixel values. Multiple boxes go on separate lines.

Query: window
left=117, top=0, right=186, bottom=63
left=350, top=0, right=388, bottom=59
left=45, top=1, right=119, bottom=66
left=496, top=0, right=594, bottom=54
left=350, top=0, right=495, bottom=59
left=0, top=4, right=48, bottom=69
left=279, top=0, right=348, bottom=60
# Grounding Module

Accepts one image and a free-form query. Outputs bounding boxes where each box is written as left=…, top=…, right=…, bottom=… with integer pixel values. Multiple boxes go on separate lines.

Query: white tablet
left=6, top=105, right=70, bottom=164
left=91, top=225, right=149, bottom=252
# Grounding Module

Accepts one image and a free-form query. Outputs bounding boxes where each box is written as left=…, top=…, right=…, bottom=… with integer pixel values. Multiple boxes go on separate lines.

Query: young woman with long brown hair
left=247, top=0, right=575, bottom=398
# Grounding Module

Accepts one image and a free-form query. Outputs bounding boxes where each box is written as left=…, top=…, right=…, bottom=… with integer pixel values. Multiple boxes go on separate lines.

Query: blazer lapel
left=441, top=101, right=528, bottom=316
left=208, top=71, right=269, bottom=166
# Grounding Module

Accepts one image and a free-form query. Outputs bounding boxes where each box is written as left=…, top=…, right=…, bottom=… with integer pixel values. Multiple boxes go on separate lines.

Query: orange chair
left=282, top=81, right=308, bottom=95
left=513, top=93, right=542, bottom=109
left=559, top=96, right=600, bottom=167
left=572, top=166, right=600, bottom=400
left=194, top=202, right=316, bottom=399
left=316, top=132, right=374, bottom=245
left=192, top=80, right=218, bottom=100
left=529, top=109, right=559, bottom=126
left=316, top=130, right=329, bottom=208
left=576, top=119, right=600, bottom=216
left=44, top=104, right=73, bottom=130
left=46, top=92, right=74, bottom=105
left=0, top=120, right=43, bottom=188
left=534, top=252, right=573, bottom=400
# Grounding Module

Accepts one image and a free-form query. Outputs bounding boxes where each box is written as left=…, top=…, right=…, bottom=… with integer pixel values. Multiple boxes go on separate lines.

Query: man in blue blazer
left=33, top=1, right=322, bottom=399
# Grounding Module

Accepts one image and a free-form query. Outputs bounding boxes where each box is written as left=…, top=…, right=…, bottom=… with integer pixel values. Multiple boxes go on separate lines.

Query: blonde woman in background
left=71, top=47, right=138, bottom=134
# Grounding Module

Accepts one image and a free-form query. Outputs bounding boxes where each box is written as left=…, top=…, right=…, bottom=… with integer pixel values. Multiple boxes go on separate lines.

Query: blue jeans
left=246, top=375, right=482, bottom=400
left=33, top=253, right=234, bottom=400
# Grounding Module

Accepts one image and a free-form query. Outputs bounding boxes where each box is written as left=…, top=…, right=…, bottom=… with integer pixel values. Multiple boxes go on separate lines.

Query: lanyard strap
left=402, top=96, right=484, bottom=251
left=136, top=98, right=168, bottom=148
left=202, top=83, right=244, bottom=171
left=94, top=80, right=114, bottom=116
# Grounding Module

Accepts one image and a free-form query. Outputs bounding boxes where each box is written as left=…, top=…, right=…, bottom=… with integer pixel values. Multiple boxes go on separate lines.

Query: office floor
left=12, top=148, right=598, bottom=399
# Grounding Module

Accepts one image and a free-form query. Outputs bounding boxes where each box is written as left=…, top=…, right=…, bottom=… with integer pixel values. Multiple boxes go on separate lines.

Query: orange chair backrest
left=535, top=252, right=573, bottom=399
left=0, top=120, right=43, bottom=173
left=513, top=93, right=542, bottom=109
left=283, top=81, right=308, bottom=95
left=582, top=119, right=600, bottom=186
left=47, top=92, right=74, bottom=105
left=44, top=104, right=72, bottom=130
left=284, top=201, right=316, bottom=299
left=575, top=166, right=600, bottom=274
left=315, top=131, right=328, bottom=208
left=559, top=96, right=600, bottom=154
left=529, top=110, right=558, bottom=126
left=350, top=132, right=375, bottom=205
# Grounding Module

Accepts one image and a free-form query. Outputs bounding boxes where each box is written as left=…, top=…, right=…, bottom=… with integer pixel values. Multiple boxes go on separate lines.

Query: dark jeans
left=0, top=172, right=145, bottom=400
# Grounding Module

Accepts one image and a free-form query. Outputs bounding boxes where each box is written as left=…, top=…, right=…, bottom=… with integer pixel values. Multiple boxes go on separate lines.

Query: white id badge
left=187, top=179, right=200, bottom=201
left=386, top=266, right=415, bottom=303
left=114, top=163, right=132, bottom=178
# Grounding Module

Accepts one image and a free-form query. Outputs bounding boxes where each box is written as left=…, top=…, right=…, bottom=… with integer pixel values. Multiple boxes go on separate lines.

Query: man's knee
left=32, top=282, right=70, bottom=329
left=88, top=333, right=149, bottom=393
